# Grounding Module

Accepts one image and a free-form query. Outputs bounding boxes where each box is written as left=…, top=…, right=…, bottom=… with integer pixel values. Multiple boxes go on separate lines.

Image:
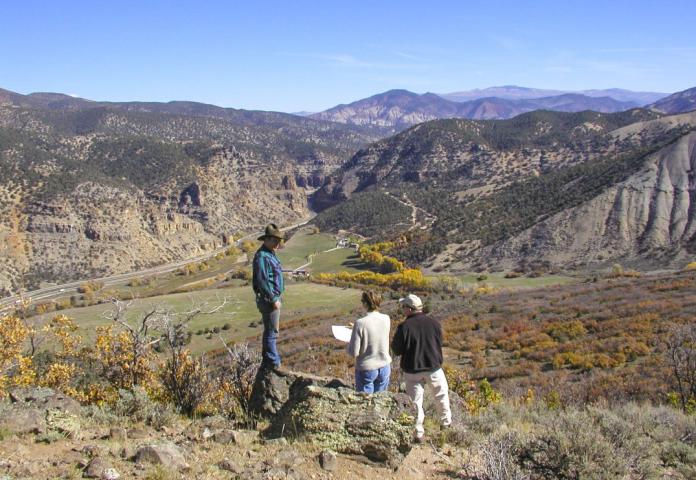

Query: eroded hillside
left=0, top=98, right=383, bottom=293
left=313, top=110, right=696, bottom=271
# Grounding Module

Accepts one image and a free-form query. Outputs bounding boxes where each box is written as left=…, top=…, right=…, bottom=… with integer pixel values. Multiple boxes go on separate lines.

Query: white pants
left=404, top=368, right=452, bottom=438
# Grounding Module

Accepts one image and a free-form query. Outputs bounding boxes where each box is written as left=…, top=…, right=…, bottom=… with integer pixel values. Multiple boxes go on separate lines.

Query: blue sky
left=2, top=0, right=695, bottom=112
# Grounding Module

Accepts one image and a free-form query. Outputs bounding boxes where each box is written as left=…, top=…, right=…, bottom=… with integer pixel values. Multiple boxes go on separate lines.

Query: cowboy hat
left=257, top=223, right=285, bottom=241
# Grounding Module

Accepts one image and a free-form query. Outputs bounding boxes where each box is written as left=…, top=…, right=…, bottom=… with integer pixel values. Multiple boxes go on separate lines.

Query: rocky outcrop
left=250, top=365, right=350, bottom=417
left=252, top=367, right=413, bottom=466
left=0, top=387, right=82, bottom=436
left=267, top=381, right=413, bottom=466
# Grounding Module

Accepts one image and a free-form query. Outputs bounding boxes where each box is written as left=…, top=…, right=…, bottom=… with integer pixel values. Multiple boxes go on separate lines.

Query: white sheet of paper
left=332, top=325, right=353, bottom=343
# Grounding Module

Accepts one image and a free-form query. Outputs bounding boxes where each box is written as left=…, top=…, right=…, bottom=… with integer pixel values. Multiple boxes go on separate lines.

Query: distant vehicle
left=59, top=288, right=66, bottom=292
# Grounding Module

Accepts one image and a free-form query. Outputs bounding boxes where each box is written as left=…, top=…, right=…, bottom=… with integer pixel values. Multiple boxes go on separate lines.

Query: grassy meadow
left=54, top=282, right=362, bottom=354
left=278, top=228, right=366, bottom=273
left=448, top=272, right=579, bottom=289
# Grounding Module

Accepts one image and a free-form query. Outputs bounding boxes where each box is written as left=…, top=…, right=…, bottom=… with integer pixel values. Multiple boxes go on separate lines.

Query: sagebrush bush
left=112, top=387, right=175, bottom=428
left=517, top=409, right=626, bottom=479
left=459, top=401, right=696, bottom=480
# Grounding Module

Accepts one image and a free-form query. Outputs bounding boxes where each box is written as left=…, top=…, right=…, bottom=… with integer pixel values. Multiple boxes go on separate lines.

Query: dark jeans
left=258, top=301, right=281, bottom=367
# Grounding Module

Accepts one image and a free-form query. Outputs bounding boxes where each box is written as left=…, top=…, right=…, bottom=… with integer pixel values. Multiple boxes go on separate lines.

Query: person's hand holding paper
left=331, top=325, right=353, bottom=343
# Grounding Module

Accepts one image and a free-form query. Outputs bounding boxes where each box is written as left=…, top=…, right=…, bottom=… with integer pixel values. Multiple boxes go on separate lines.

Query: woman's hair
left=361, top=290, right=382, bottom=311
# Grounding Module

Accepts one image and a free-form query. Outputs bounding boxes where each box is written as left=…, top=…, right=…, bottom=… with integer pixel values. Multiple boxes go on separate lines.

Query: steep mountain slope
left=313, top=109, right=663, bottom=210
left=0, top=97, right=384, bottom=293
left=649, top=86, right=696, bottom=114
left=311, top=89, right=638, bottom=131
left=313, top=109, right=696, bottom=270
left=464, top=128, right=696, bottom=271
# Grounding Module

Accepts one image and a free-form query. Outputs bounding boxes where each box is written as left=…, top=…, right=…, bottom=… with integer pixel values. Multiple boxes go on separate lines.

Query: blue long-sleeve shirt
left=252, top=245, right=284, bottom=304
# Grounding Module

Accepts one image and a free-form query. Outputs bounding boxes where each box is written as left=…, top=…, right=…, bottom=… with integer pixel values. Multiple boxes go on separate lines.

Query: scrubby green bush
left=458, top=401, right=696, bottom=480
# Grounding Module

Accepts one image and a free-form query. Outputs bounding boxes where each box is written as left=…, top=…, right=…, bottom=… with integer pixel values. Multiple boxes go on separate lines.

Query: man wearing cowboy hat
left=391, top=293, right=452, bottom=443
left=252, top=223, right=285, bottom=368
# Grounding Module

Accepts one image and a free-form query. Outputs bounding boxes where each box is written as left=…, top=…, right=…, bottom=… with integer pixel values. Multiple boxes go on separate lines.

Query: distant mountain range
left=310, top=89, right=645, bottom=131
left=440, top=85, right=668, bottom=105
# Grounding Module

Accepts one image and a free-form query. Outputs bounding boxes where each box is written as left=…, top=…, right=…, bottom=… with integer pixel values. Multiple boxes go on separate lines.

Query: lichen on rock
left=263, top=371, right=414, bottom=466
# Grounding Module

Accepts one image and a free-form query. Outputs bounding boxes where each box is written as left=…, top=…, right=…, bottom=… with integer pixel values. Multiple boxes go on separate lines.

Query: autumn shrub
left=77, top=280, right=104, bottom=294
left=0, top=314, right=35, bottom=394
left=313, top=268, right=431, bottom=290
left=228, top=269, right=252, bottom=281
left=544, top=320, right=586, bottom=342
left=160, top=349, right=207, bottom=416
left=208, top=342, right=260, bottom=425
left=444, top=365, right=502, bottom=414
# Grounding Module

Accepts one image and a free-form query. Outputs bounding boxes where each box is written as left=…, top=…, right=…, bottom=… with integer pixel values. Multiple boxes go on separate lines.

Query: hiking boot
left=272, top=365, right=292, bottom=377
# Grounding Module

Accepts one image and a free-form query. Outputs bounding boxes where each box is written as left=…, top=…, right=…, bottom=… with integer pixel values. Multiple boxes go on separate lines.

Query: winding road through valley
left=0, top=216, right=315, bottom=312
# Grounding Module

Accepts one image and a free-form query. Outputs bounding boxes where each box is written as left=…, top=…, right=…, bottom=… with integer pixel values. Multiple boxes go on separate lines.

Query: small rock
left=262, top=467, right=287, bottom=479
left=109, top=427, right=127, bottom=441
left=81, top=444, right=103, bottom=457
left=274, top=450, right=303, bottom=468
left=135, top=441, right=188, bottom=470
left=119, top=447, right=134, bottom=460
left=218, top=459, right=240, bottom=474
left=318, top=450, right=337, bottom=471
left=101, top=468, right=121, bottom=480
left=211, top=430, right=234, bottom=444
left=84, top=457, right=107, bottom=478
left=263, top=437, right=288, bottom=446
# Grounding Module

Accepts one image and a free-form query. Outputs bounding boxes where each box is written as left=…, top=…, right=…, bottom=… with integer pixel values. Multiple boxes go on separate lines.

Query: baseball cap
left=399, top=294, right=423, bottom=310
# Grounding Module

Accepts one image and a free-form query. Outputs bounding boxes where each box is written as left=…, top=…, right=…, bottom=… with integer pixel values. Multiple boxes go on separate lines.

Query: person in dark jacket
left=252, top=223, right=285, bottom=368
left=391, top=293, right=452, bottom=442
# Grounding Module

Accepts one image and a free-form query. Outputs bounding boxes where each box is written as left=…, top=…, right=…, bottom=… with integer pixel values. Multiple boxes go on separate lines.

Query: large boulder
left=0, top=387, right=82, bottom=435
left=135, top=441, right=188, bottom=470
left=266, top=380, right=414, bottom=466
left=9, top=386, right=81, bottom=413
left=0, top=407, right=46, bottom=434
left=249, top=365, right=349, bottom=417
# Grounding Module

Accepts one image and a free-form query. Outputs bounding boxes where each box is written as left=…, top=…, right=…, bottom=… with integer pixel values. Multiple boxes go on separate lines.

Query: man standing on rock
left=252, top=223, right=285, bottom=369
left=391, top=294, right=452, bottom=442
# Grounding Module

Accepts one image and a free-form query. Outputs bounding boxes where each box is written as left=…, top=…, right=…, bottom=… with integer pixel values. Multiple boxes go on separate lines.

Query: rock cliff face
left=457, top=131, right=696, bottom=270
left=0, top=149, right=311, bottom=290
left=0, top=92, right=384, bottom=292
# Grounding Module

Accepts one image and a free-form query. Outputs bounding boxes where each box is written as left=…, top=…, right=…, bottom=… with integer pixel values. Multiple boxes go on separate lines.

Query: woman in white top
left=347, top=291, right=392, bottom=393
